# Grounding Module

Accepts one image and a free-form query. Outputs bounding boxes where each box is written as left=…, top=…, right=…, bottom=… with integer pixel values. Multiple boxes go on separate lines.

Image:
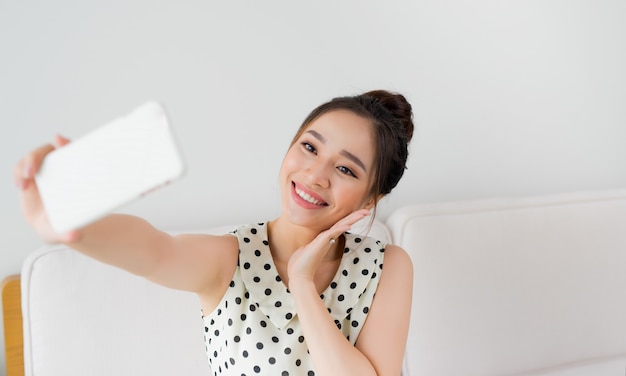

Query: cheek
left=335, top=183, right=371, bottom=209
left=279, top=149, right=300, bottom=179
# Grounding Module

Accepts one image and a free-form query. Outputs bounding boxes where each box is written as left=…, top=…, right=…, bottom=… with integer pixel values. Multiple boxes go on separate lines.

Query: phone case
left=35, top=101, right=186, bottom=233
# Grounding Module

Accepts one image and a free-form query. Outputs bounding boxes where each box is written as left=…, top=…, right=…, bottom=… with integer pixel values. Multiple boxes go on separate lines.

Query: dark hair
left=290, top=90, right=414, bottom=205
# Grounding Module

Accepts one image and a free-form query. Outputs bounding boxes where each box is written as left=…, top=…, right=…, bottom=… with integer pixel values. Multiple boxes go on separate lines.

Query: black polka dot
left=275, top=301, right=282, bottom=307
left=364, top=247, right=371, bottom=253
left=363, top=307, right=369, bottom=314
left=244, top=237, right=251, bottom=243
left=352, top=320, right=359, bottom=327
left=330, top=282, right=337, bottom=289
left=254, top=365, right=261, bottom=373
left=255, top=249, right=261, bottom=257
left=353, top=257, right=360, bottom=264
left=286, top=312, right=293, bottom=320
left=265, top=288, right=272, bottom=296
left=284, top=347, right=292, bottom=354
left=251, top=228, right=257, bottom=234
left=362, top=269, right=369, bottom=276
left=244, top=262, right=251, bottom=269
left=350, top=282, right=357, bottom=289
left=338, top=294, right=345, bottom=301
left=256, top=342, right=264, bottom=350
left=264, top=263, right=271, bottom=270
left=253, top=276, right=261, bottom=283
left=269, top=357, right=276, bottom=364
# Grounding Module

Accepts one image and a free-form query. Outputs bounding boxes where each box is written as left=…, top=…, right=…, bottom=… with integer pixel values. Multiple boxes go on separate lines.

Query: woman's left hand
left=287, top=209, right=370, bottom=286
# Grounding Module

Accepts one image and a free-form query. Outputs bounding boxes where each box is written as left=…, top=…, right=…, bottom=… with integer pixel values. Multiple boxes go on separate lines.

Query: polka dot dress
left=202, top=222, right=386, bottom=376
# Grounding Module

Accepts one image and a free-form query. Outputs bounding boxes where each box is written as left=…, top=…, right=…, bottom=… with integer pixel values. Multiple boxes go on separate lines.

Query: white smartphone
left=35, top=101, right=186, bottom=233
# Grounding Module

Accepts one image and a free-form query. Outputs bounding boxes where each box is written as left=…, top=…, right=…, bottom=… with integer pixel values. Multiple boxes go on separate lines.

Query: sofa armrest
left=2, top=274, right=24, bottom=376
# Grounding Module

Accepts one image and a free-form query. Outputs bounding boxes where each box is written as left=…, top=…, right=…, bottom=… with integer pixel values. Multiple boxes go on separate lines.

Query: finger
left=14, top=144, right=53, bottom=190
left=333, top=209, right=371, bottom=230
left=54, top=134, right=71, bottom=148
left=60, top=230, right=82, bottom=243
left=322, top=209, right=371, bottom=245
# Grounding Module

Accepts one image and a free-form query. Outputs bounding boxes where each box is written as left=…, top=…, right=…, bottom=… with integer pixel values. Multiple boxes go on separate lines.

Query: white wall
left=1, top=0, right=625, bottom=372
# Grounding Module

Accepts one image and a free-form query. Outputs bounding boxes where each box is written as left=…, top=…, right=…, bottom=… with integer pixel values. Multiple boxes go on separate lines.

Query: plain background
left=1, top=0, right=625, bottom=373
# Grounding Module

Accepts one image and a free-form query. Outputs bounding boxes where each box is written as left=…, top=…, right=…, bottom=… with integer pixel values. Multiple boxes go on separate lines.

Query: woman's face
left=279, top=109, right=377, bottom=230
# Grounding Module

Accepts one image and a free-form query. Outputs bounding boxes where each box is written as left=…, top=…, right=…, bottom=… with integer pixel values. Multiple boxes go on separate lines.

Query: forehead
left=303, top=109, right=375, bottom=145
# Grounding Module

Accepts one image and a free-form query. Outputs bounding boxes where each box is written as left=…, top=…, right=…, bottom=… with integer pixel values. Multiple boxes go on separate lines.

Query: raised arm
left=14, top=135, right=238, bottom=301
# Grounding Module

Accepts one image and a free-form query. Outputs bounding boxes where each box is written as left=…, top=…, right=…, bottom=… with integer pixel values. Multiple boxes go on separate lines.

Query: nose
left=303, top=158, right=331, bottom=188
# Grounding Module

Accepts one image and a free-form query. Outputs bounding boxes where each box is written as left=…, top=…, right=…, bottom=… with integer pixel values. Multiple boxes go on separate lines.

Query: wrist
left=287, top=276, right=316, bottom=295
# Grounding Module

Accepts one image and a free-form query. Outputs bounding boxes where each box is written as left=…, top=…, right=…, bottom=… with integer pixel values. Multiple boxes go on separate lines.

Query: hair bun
left=364, top=90, right=414, bottom=142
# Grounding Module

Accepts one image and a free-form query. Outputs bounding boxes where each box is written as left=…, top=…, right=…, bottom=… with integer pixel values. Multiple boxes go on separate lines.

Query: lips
left=292, top=182, right=328, bottom=207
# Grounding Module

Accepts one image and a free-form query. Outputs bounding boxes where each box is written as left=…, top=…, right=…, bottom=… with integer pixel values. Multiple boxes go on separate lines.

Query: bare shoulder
left=382, top=243, right=413, bottom=279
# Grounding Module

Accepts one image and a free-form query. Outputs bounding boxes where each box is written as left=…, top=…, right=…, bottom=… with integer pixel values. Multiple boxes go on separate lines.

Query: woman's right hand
left=14, top=134, right=81, bottom=244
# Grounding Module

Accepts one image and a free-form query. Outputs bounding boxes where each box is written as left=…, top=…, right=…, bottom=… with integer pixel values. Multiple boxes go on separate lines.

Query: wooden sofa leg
left=2, top=275, right=24, bottom=376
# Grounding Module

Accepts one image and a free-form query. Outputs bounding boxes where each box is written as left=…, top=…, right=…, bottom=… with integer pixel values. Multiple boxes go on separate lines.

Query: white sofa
left=15, top=189, right=626, bottom=375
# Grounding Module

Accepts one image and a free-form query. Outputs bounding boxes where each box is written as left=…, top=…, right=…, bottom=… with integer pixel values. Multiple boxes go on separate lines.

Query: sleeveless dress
left=202, top=222, right=386, bottom=376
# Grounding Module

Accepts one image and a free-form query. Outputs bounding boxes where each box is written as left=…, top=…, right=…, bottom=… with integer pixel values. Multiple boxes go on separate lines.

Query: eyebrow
left=305, top=130, right=368, bottom=173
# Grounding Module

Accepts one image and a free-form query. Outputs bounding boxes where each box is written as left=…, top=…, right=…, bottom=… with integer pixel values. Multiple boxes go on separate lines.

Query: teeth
left=295, top=186, right=325, bottom=206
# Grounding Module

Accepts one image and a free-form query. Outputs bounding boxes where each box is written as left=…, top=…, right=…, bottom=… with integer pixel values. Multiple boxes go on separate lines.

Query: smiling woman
left=13, top=89, right=415, bottom=376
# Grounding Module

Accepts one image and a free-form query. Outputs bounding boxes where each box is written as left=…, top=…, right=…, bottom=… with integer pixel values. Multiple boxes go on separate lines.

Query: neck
left=267, top=217, right=343, bottom=264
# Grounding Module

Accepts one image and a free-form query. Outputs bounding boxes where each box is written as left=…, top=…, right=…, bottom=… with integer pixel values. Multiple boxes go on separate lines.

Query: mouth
left=292, top=182, right=328, bottom=207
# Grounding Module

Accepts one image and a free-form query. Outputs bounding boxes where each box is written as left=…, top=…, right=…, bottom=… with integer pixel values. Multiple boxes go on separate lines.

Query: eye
left=337, top=165, right=357, bottom=178
left=301, top=142, right=317, bottom=154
